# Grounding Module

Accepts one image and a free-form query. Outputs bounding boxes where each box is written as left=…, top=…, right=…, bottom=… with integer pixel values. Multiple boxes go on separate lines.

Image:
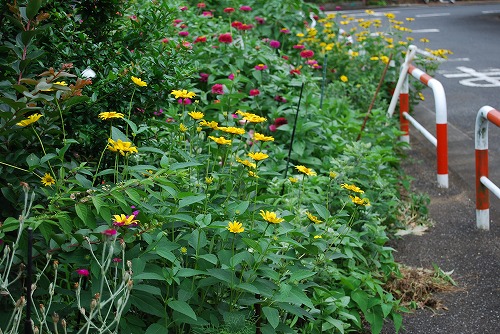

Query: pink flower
left=224, top=7, right=235, bottom=13
left=255, top=16, right=265, bottom=24
left=179, top=6, right=188, bottom=11
left=240, top=5, right=252, bottom=11
left=254, top=64, right=268, bottom=70
left=269, top=124, right=277, bottom=132
left=218, top=33, right=233, bottom=43
left=194, top=36, right=207, bottom=43
left=274, top=95, right=287, bottom=103
left=153, top=109, right=164, bottom=116
left=129, top=15, right=137, bottom=21
left=179, top=31, right=189, bottom=37
left=269, top=40, right=280, bottom=48
left=212, top=84, right=224, bottom=95
left=280, top=28, right=290, bottom=34
left=161, top=38, right=169, bottom=43
left=173, top=19, right=183, bottom=25
left=76, top=269, right=89, bottom=277
left=293, top=44, right=305, bottom=49
left=231, top=21, right=242, bottom=29
left=113, top=257, right=122, bottom=263
left=319, top=6, right=325, bottom=11
left=197, top=3, right=206, bottom=8
left=274, top=117, right=288, bottom=127
left=178, top=98, right=192, bottom=105
left=300, top=50, right=315, bottom=58
left=282, top=55, right=289, bottom=60
left=237, top=24, right=253, bottom=31
left=202, top=11, right=212, bottom=17
left=228, top=73, right=235, bottom=80
left=249, top=89, right=260, bottom=96
left=102, top=229, right=117, bottom=236
left=199, top=72, right=209, bottom=82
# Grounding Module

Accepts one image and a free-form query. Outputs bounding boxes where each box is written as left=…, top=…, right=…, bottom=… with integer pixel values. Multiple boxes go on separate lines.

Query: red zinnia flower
left=290, top=68, right=301, bottom=75
left=179, top=31, right=189, bottom=37
left=102, top=229, right=117, bottom=236
left=238, top=23, right=254, bottom=30
left=199, top=72, right=209, bottom=82
left=255, top=16, right=265, bottom=24
left=212, top=84, right=224, bottom=95
left=269, top=40, right=280, bottom=48
left=76, top=269, right=90, bottom=277
left=300, top=50, right=315, bottom=58
left=197, top=3, right=206, bottom=8
left=240, top=5, right=252, bottom=11
left=293, top=44, right=305, bottom=49
left=249, top=89, right=260, bottom=96
left=231, top=21, right=242, bottom=28
left=224, top=7, right=235, bottom=13
left=194, top=36, right=207, bottom=43
left=274, top=117, right=288, bottom=127
left=218, top=33, right=233, bottom=43
left=202, top=11, right=212, bottom=17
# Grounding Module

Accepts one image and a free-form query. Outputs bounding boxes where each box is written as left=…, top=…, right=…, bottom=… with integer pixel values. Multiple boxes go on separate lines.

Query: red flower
left=212, top=84, right=224, bottom=95
left=249, top=89, right=260, bottom=96
left=238, top=23, right=254, bottom=30
left=218, top=33, right=233, bottom=43
left=300, top=50, right=315, bottom=58
left=255, top=16, right=265, bottom=24
left=179, top=6, right=188, bottom=11
left=76, top=269, right=90, bottom=277
left=231, top=21, right=242, bottom=28
left=179, top=31, right=189, bottom=37
left=223, top=7, right=235, bottom=13
left=197, top=3, right=206, bottom=8
left=293, top=44, right=305, bottom=49
left=290, top=68, right=301, bottom=76
left=102, top=229, right=117, bottom=236
left=202, top=11, right=212, bottom=17
left=240, top=5, right=252, bottom=11
left=274, top=117, right=288, bottom=127
left=199, top=72, right=209, bottom=82
left=194, top=36, right=207, bottom=43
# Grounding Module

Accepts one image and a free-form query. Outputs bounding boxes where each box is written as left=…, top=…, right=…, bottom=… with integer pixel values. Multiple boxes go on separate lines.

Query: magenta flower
left=179, top=6, right=188, bottom=11
left=218, top=33, right=233, bottom=43
left=153, top=109, right=164, bottom=116
left=113, top=257, right=122, bottom=263
left=228, top=73, right=235, bottom=80
left=212, top=84, right=224, bottom=95
left=224, top=7, right=235, bottom=13
left=240, top=5, right=252, bottom=11
left=178, top=98, right=192, bottom=105
left=254, top=64, right=268, bottom=70
left=280, top=28, right=290, bottom=34
left=255, top=16, right=265, bottom=24
left=274, top=117, right=288, bottom=127
left=249, top=89, right=260, bottom=96
left=179, top=31, right=189, bottom=37
left=300, top=50, right=315, bottom=58
left=199, top=72, right=209, bottom=82
left=197, top=3, right=206, bottom=8
left=76, top=269, right=90, bottom=277
left=202, top=11, right=212, bottom=17
left=161, top=38, right=169, bottom=43
left=102, top=229, right=117, bottom=236
left=194, top=36, right=207, bottom=43
left=269, top=40, right=280, bottom=48
left=269, top=124, right=277, bottom=132
left=293, top=44, right=305, bottom=49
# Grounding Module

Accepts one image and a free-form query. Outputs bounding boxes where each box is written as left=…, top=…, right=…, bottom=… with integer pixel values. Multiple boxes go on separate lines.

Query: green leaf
left=75, top=204, right=96, bottom=228
left=145, top=323, right=168, bottom=334
left=130, top=293, right=165, bottom=317
left=392, top=312, right=403, bottom=333
left=125, top=188, right=142, bottom=204
left=133, top=272, right=165, bottom=281
left=312, top=203, right=330, bottom=220
left=322, top=316, right=344, bottom=333
left=170, top=161, right=202, bottom=170
left=198, top=253, right=218, bottom=265
left=178, top=194, right=205, bottom=208
left=26, top=0, right=42, bottom=20
left=176, top=268, right=206, bottom=278
left=262, top=307, right=280, bottom=329
left=168, top=300, right=197, bottom=320
left=288, top=269, right=316, bottom=282
left=1, top=217, right=19, bottom=233
left=156, top=249, right=176, bottom=262
left=26, top=153, right=39, bottom=168
left=351, top=289, right=369, bottom=314
left=236, top=282, right=260, bottom=294
left=188, top=229, right=207, bottom=249
left=64, top=95, right=89, bottom=108
left=274, top=284, right=314, bottom=308
left=365, top=307, right=384, bottom=334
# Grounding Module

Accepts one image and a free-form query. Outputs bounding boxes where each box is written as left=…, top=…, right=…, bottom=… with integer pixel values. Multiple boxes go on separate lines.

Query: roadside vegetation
left=0, top=1, right=451, bottom=333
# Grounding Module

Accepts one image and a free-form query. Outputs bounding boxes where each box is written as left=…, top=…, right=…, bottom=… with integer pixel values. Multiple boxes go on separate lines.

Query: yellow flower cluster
left=217, top=126, right=245, bottom=135
left=260, top=210, right=284, bottom=224
left=208, top=136, right=231, bottom=145
left=171, top=89, right=196, bottom=99
left=306, top=211, right=322, bottom=224
left=340, top=183, right=364, bottom=194
left=107, top=138, right=138, bottom=156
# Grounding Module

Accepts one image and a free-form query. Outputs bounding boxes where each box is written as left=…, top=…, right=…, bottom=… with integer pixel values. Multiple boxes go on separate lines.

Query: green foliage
left=0, top=0, right=448, bottom=333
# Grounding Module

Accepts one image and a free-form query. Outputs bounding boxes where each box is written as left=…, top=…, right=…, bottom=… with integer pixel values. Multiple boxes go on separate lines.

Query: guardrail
left=475, top=106, right=500, bottom=230
left=387, top=45, right=449, bottom=188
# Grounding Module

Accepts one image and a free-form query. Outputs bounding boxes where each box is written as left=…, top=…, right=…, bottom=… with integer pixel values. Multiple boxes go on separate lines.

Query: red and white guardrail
left=475, top=106, right=500, bottom=230
left=388, top=45, right=449, bottom=188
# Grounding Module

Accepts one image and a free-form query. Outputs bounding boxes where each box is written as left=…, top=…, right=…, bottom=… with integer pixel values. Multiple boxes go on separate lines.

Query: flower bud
left=52, top=312, right=59, bottom=324
left=61, top=319, right=66, bottom=328
left=90, top=299, right=97, bottom=311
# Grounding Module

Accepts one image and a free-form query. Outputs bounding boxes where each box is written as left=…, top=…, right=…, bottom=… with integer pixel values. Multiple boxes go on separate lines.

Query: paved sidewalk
left=381, top=131, right=500, bottom=333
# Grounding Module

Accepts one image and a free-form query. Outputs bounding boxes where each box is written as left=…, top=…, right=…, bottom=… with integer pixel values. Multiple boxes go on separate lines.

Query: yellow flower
left=41, top=173, right=56, bottom=186
left=253, top=132, right=274, bottom=142
left=131, top=76, right=147, bottom=87
left=248, top=171, right=259, bottom=178
left=188, top=111, right=204, bottom=120
left=180, top=247, right=188, bottom=254
left=205, top=176, right=214, bottom=184
left=340, top=75, right=348, bottom=83
left=296, top=33, right=305, bottom=37
left=420, top=38, right=429, bottom=43
left=99, top=111, right=124, bottom=120
left=179, top=123, right=188, bottom=132
left=380, top=56, right=390, bottom=64
left=244, top=114, right=267, bottom=123
left=306, top=211, right=322, bottom=224
left=113, top=214, right=140, bottom=226
left=16, top=114, right=43, bottom=127
left=260, top=210, right=284, bottom=224
left=289, top=177, right=298, bottom=183
left=340, top=183, right=364, bottom=194
left=208, top=136, right=232, bottom=145
left=218, top=126, right=245, bottom=135
left=418, top=92, right=425, bottom=101
left=329, top=171, right=337, bottom=179
left=406, top=17, right=415, bottom=21
left=107, top=138, right=138, bottom=156
left=295, top=165, right=316, bottom=176
left=200, top=120, right=219, bottom=129
left=370, top=56, right=379, bottom=61
left=248, top=152, right=269, bottom=161
left=314, top=235, right=322, bottom=239
left=236, top=157, right=256, bottom=169
left=349, top=195, right=371, bottom=206
left=171, top=89, right=196, bottom=99
left=227, top=221, right=245, bottom=234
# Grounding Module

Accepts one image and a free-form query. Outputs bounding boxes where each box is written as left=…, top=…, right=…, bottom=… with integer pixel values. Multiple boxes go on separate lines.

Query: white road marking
left=482, top=10, right=500, bottom=14
left=440, top=67, right=500, bottom=87
left=416, top=13, right=450, bottom=18
left=445, top=58, right=470, bottom=62
left=411, top=29, right=440, bottom=33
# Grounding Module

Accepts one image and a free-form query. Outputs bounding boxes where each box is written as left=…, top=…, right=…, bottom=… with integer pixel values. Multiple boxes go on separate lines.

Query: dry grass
left=385, top=265, right=459, bottom=311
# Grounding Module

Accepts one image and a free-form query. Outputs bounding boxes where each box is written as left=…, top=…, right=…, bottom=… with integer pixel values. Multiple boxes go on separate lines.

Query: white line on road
left=445, top=58, right=470, bottom=62
left=416, top=13, right=450, bottom=18
left=411, top=29, right=440, bottom=33
left=482, top=10, right=500, bottom=14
